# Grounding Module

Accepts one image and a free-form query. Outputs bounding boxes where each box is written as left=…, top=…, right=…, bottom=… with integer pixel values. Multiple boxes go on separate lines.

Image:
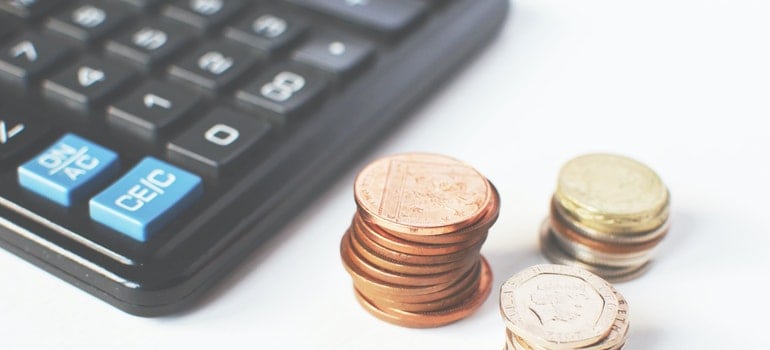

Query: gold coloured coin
left=551, top=198, right=669, bottom=247
left=556, top=154, right=668, bottom=233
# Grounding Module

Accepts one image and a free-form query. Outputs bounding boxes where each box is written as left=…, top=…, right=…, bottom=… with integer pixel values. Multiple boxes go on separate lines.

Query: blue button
left=18, top=134, right=120, bottom=207
left=89, top=157, right=203, bottom=242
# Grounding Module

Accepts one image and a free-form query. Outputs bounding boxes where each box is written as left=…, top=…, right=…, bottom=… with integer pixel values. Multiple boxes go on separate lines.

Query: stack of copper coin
left=540, top=154, right=670, bottom=282
left=340, top=153, right=500, bottom=328
left=500, top=264, right=630, bottom=350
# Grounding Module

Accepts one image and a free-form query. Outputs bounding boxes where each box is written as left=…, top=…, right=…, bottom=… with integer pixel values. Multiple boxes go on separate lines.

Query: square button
left=167, top=107, right=271, bottom=178
left=89, top=157, right=203, bottom=242
left=292, top=31, right=374, bottom=82
left=163, top=0, right=247, bottom=32
left=45, top=1, right=136, bottom=44
left=168, top=41, right=260, bottom=93
left=18, top=133, right=120, bottom=206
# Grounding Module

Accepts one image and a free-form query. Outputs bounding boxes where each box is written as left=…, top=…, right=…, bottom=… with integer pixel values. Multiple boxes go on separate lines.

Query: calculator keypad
left=0, top=0, right=512, bottom=316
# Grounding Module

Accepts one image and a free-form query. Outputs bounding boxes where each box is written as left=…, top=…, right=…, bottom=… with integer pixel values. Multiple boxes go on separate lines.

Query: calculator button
left=167, top=107, right=272, bottom=178
left=224, top=9, right=308, bottom=55
left=236, top=63, right=328, bottom=120
left=292, top=31, right=374, bottom=81
left=0, top=32, right=74, bottom=86
left=118, top=0, right=166, bottom=10
left=45, top=1, right=136, bottom=44
left=162, top=0, right=247, bottom=32
left=43, top=56, right=137, bottom=113
left=168, top=41, right=260, bottom=93
left=106, top=18, right=195, bottom=69
left=18, top=134, right=120, bottom=207
left=0, top=0, right=64, bottom=19
left=0, top=112, right=49, bottom=167
left=107, top=80, right=201, bottom=143
left=90, top=157, right=203, bottom=242
left=285, top=0, right=426, bottom=37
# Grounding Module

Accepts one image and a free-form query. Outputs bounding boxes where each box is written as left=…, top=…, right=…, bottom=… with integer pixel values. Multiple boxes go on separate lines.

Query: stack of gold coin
left=340, top=153, right=499, bottom=328
left=540, top=153, right=670, bottom=281
left=500, top=264, right=630, bottom=350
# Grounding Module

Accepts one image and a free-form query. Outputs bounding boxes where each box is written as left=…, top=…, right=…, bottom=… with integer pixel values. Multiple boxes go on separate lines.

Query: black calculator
left=0, top=0, right=508, bottom=316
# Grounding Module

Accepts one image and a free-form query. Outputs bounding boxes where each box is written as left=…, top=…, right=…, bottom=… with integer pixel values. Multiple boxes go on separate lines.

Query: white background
left=2, top=0, right=770, bottom=348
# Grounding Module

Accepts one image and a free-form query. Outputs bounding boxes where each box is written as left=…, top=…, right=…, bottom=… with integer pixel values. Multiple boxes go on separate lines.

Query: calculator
left=0, top=0, right=509, bottom=316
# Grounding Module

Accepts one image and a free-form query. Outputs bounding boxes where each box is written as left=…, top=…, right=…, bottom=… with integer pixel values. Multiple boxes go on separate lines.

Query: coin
left=342, top=231, right=472, bottom=287
left=539, top=223, right=651, bottom=283
left=342, top=153, right=498, bottom=328
left=575, top=288, right=630, bottom=350
left=349, top=225, right=479, bottom=275
left=555, top=154, right=668, bottom=233
left=500, top=267, right=631, bottom=350
left=356, top=261, right=481, bottom=304
left=354, top=214, right=489, bottom=256
left=363, top=270, right=480, bottom=313
left=354, top=153, right=492, bottom=236
left=351, top=221, right=480, bottom=265
left=550, top=234, right=652, bottom=269
left=541, top=154, right=670, bottom=282
left=550, top=198, right=669, bottom=248
left=383, top=183, right=501, bottom=245
left=353, top=257, right=493, bottom=328
left=500, top=264, right=620, bottom=349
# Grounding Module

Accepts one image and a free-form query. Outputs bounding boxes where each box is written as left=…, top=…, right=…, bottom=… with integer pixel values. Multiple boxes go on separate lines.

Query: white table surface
left=2, top=0, right=769, bottom=348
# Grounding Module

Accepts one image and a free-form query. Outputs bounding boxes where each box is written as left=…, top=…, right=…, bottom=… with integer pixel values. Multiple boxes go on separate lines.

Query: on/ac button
left=17, top=133, right=120, bottom=206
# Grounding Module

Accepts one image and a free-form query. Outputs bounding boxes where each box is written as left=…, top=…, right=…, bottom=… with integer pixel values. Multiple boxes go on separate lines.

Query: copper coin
left=383, top=182, right=501, bottom=245
left=355, top=260, right=481, bottom=304
left=352, top=216, right=483, bottom=265
left=364, top=271, right=479, bottom=313
left=342, top=231, right=473, bottom=287
left=353, top=257, right=493, bottom=328
left=349, top=225, right=480, bottom=275
left=341, top=238, right=457, bottom=296
left=355, top=214, right=489, bottom=256
left=354, top=153, right=493, bottom=236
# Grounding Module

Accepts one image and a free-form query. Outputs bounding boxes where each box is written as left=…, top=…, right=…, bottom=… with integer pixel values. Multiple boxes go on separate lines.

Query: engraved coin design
left=342, top=153, right=499, bottom=328
left=556, top=154, right=668, bottom=232
left=500, top=264, right=619, bottom=349
left=354, top=153, right=490, bottom=235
